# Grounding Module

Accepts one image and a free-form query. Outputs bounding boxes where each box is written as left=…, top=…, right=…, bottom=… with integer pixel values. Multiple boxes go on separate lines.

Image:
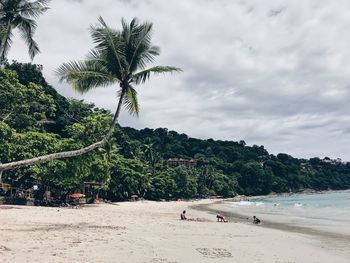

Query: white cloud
left=7, top=0, right=350, bottom=160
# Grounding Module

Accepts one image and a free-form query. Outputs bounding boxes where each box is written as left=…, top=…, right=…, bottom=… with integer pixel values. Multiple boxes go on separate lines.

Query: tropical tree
left=0, top=69, right=56, bottom=131
left=142, top=140, right=160, bottom=167
left=0, top=16, right=181, bottom=172
left=0, top=0, right=50, bottom=63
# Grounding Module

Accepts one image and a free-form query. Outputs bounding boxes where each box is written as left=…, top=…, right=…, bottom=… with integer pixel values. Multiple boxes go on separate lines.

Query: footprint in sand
left=0, top=245, right=12, bottom=253
left=148, top=258, right=178, bottom=263
left=196, top=248, right=233, bottom=258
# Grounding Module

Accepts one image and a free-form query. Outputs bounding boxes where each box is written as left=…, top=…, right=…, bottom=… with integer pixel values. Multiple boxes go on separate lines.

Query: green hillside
left=1, top=62, right=350, bottom=201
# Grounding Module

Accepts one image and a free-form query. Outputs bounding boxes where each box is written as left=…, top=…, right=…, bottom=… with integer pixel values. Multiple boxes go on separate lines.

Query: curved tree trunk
left=0, top=89, right=126, bottom=172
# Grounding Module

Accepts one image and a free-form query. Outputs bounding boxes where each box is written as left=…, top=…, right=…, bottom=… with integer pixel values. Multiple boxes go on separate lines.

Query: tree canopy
left=1, top=62, right=349, bottom=200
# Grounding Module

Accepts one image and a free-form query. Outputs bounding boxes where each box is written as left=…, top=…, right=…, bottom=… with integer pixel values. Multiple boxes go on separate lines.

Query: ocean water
left=228, top=190, right=350, bottom=236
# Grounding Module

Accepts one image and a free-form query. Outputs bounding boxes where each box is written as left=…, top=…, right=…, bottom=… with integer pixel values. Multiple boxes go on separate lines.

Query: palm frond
left=133, top=66, right=182, bottom=85
left=122, top=85, right=139, bottom=116
left=123, top=18, right=155, bottom=72
left=121, top=18, right=130, bottom=42
left=19, top=0, right=50, bottom=19
left=56, top=60, right=116, bottom=94
left=0, top=0, right=49, bottom=62
left=133, top=44, right=160, bottom=71
left=90, top=16, right=125, bottom=78
left=148, top=45, right=160, bottom=56
left=86, top=49, right=104, bottom=61
left=17, top=16, right=39, bottom=59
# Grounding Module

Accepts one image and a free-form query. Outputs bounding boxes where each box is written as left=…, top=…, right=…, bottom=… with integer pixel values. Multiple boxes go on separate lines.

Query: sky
left=7, top=0, right=350, bottom=161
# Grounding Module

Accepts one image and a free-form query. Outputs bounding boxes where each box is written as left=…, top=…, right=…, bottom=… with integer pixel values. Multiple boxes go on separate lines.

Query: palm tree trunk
left=0, top=88, right=126, bottom=172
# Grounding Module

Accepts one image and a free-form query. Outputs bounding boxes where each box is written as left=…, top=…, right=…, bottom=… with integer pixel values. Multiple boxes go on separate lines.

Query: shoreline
left=231, top=188, right=350, bottom=202
left=192, top=200, right=350, bottom=243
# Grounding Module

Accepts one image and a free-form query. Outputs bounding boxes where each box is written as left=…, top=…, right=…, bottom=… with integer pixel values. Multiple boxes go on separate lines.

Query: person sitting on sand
left=180, top=210, right=187, bottom=220
left=253, top=216, right=261, bottom=224
left=217, top=213, right=228, bottom=222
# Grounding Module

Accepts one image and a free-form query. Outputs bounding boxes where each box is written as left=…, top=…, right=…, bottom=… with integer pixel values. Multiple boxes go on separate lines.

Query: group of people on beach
left=180, top=210, right=261, bottom=224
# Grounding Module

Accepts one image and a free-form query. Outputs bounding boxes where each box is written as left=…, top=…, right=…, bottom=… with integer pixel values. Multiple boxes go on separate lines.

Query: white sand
left=0, top=200, right=348, bottom=263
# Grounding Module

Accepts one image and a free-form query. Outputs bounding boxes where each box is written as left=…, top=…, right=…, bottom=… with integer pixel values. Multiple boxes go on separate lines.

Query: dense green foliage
left=1, top=63, right=350, bottom=201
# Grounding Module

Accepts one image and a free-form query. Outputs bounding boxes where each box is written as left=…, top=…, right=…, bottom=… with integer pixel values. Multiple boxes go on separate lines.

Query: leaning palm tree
left=0, top=0, right=50, bottom=63
left=0, top=16, right=181, bottom=172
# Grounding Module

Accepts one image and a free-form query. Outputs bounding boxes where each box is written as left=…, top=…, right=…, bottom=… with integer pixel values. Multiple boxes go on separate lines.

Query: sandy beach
left=0, top=200, right=349, bottom=263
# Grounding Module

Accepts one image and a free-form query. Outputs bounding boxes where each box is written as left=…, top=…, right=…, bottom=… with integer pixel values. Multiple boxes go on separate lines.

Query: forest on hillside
left=1, top=62, right=350, bottom=201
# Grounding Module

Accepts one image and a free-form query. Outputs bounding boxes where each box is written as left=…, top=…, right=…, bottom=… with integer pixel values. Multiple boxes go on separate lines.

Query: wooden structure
left=0, top=182, right=11, bottom=192
left=0, top=183, right=34, bottom=205
left=0, top=183, right=33, bottom=198
left=167, top=158, right=197, bottom=167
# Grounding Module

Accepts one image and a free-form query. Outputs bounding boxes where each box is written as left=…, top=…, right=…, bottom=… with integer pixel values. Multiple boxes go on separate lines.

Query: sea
left=227, top=190, right=350, bottom=236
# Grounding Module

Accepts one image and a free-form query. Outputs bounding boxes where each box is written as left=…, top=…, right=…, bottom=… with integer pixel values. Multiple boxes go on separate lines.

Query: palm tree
left=0, top=17, right=181, bottom=172
left=0, top=0, right=50, bottom=63
left=142, top=140, right=161, bottom=173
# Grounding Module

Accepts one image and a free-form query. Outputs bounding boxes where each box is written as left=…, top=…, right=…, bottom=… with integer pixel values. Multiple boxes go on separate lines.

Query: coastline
left=192, top=200, right=350, bottom=243
left=1, top=199, right=349, bottom=262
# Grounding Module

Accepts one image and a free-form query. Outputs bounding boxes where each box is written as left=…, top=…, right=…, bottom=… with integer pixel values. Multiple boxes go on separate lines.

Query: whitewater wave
left=231, top=201, right=265, bottom=207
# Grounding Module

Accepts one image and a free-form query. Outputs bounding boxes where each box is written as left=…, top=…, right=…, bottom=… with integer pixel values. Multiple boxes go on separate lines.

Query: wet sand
left=194, top=201, right=350, bottom=254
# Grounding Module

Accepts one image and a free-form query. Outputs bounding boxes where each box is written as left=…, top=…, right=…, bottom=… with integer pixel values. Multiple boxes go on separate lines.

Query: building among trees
left=167, top=158, right=197, bottom=167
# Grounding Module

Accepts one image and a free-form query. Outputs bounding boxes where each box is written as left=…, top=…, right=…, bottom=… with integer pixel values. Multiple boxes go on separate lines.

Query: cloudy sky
left=8, top=0, right=350, bottom=160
